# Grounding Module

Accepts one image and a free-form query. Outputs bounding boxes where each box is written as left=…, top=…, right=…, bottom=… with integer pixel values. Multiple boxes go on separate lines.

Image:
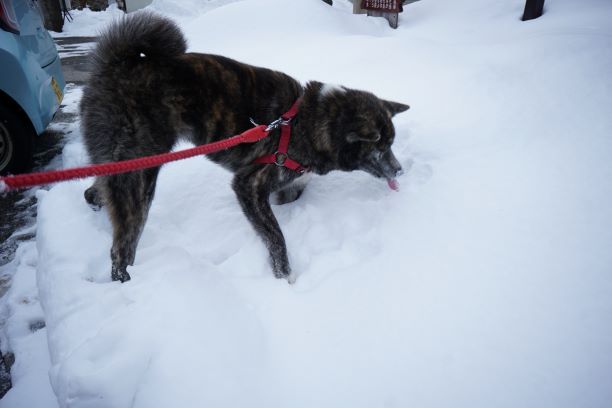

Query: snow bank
left=31, top=0, right=612, bottom=407
left=0, top=240, right=58, bottom=408
left=51, top=3, right=124, bottom=38
left=148, top=0, right=241, bottom=20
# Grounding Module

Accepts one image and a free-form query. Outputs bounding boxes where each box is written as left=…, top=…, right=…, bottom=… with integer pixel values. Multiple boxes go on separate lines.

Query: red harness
left=253, top=98, right=307, bottom=174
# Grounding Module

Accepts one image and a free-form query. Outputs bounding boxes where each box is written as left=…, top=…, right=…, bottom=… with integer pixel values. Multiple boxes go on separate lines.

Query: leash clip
left=265, top=117, right=291, bottom=132
left=250, top=117, right=291, bottom=133
left=249, top=111, right=293, bottom=132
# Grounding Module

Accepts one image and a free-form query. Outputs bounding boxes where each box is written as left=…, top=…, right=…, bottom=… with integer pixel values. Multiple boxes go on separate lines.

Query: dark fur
left=81, top=12, right=409, bottom=283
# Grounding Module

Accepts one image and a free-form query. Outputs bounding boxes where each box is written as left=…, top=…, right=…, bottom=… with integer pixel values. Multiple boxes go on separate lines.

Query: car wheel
left=0, top=104, right=34, bottom=175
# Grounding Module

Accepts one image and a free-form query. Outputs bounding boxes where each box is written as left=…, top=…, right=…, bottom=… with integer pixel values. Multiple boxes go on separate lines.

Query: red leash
left=0, top=124, right=271, bottom=193
left=1, top=99, right=307, bottom=193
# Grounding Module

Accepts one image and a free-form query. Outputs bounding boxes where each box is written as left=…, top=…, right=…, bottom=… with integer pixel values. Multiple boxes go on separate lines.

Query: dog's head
left=309, top=83, right=409, bottom=187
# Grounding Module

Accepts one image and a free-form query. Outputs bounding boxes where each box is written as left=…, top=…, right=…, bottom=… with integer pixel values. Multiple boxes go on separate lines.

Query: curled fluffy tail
left=92, top=11, right=186, bottom=68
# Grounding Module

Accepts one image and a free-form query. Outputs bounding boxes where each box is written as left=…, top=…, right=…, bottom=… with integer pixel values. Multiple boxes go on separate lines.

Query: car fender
left=0, top=43, right=55, bottom=134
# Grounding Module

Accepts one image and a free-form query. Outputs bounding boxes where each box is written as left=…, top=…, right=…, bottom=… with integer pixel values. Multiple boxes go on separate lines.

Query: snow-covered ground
left=50, top=2, right=125, bottom=37
left=2, top=0, right=612, bottom=407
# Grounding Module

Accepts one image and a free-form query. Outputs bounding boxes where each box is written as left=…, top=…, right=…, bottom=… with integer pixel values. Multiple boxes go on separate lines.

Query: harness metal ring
left=274, top=152, right=287, bottom=166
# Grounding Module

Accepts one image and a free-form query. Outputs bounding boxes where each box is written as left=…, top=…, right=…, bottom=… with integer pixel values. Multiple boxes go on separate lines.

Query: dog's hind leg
left=103, top=167, right=160, bottom=282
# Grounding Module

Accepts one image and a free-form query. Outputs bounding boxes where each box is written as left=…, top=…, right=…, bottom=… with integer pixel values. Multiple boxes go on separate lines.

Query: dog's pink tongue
left=387, top=178, right=399, bottom=191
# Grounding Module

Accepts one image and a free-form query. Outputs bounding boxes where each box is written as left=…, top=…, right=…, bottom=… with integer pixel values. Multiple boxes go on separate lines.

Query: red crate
left=361, top=0, right=403, bottom=13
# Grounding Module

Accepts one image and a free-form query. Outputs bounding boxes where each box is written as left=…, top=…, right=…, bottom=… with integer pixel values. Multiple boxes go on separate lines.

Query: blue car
left=0, top=0, right=65, bottom=175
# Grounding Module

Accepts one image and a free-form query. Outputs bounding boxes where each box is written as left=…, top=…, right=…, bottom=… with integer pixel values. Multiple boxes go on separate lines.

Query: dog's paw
left=273, top=269, right=297, bottom=284
left=273, top=188, right=303, bottom=205
left=287, top=273, right=298, bottom=285
left=87, top=202, right=103, bottom=212
left=84, top=186, right=104, bottom=211
left=111, top=268, right=131, bottom=283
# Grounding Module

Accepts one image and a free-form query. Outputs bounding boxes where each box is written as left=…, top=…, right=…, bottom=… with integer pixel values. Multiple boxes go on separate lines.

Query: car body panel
left=13, top=0, right=57, bottom=67
left=0, top=0, right=65, bottom=135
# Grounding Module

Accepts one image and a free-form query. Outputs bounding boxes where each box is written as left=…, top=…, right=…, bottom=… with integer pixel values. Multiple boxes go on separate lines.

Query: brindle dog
left=81, top=11, right=409, bottom=283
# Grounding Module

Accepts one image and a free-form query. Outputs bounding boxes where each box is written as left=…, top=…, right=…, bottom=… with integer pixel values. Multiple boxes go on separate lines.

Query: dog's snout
left=384, top=150, right=402, bottom=177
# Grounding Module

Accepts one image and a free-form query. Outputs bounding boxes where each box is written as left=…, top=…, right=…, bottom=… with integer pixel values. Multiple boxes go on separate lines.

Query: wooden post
left=116, top=0, right=126, bottom=12
left=71, top=0, right=86, bottom=9
left=39, top=0, right=63, bottom=32
left=367, top=10, right=398, bottom=29
left=522, top=0, right=545, bottom=21
left=361, top=0, right=402, bottom=29
left=353, top=0, right=366, bottom=14
left=87, top=0, right=109, bottom=11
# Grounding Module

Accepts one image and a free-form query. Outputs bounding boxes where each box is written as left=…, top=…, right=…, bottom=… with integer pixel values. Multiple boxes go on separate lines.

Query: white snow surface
left=51, top=3, right=125, bottom=37
left=6, top=0, right=612, bottom=407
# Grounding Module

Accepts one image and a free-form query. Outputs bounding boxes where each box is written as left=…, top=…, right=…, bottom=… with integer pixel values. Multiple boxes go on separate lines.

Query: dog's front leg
left=232, top=170, right=295, bottom=283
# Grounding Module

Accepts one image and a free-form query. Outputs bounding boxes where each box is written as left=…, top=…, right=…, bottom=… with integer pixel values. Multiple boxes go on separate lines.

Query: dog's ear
left=347, top=131, right=381, bottom=143
left=383, top=100, right=410, bottom=116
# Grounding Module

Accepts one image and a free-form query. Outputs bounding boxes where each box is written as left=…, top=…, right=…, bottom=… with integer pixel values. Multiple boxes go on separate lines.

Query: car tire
left=0, top=103, right=34, bottom=176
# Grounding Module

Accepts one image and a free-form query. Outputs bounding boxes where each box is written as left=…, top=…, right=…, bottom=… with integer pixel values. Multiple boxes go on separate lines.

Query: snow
left=3, top=0, right=612, bottom=407
left=0, top=239, right=58, bottom=408
left=51, top=3, right=125, bottom=37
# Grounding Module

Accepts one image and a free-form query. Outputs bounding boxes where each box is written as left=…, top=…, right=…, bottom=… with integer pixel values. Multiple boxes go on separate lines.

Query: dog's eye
left=347, top=131, right=380, bottom=143
left=377, top=140, right=391, bottom=152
